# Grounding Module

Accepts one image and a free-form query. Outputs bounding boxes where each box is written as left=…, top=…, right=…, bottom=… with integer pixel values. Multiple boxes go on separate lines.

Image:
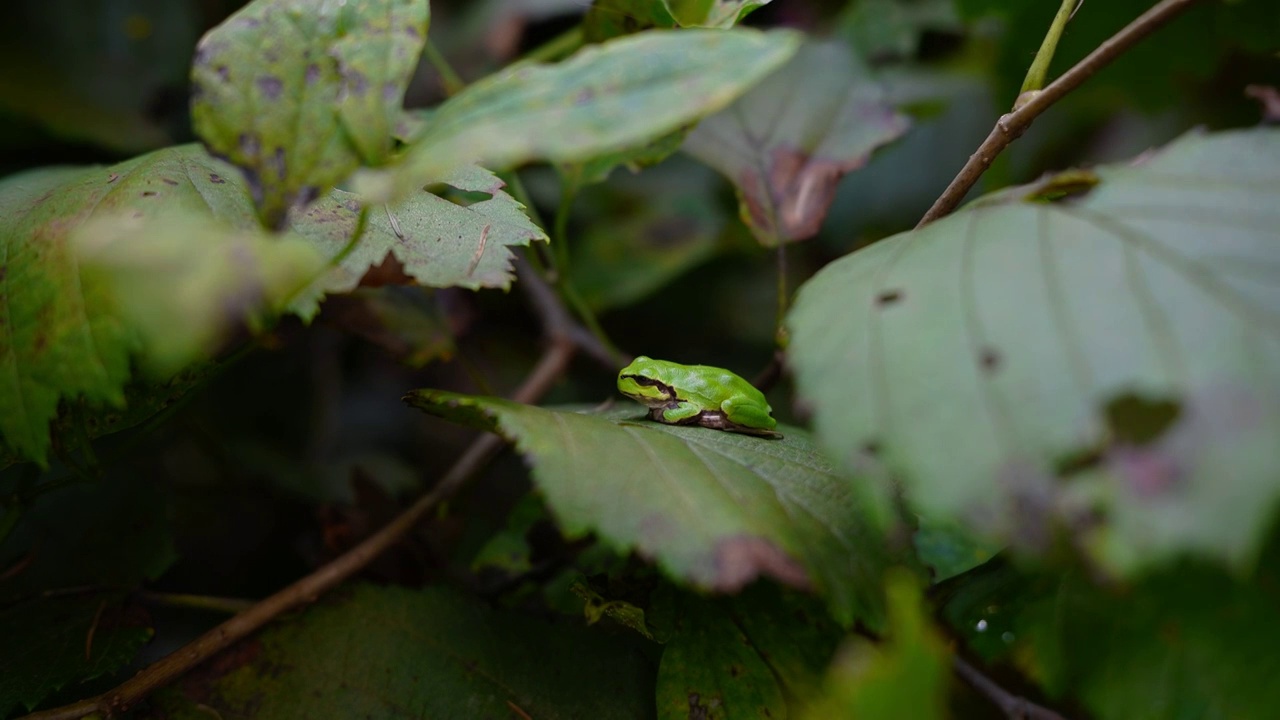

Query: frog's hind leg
left=720, top=397, right=776, bottom=432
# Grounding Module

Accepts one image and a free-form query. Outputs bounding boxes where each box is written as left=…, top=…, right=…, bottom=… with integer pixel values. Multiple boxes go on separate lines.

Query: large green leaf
left=0, top=145, right=258, bottom=465
left=356, top=28, right=801, bottom=203
left=290, top=164, right=548, bottom=318
left=787, top=128, right=1280, bottom=576
left=191, top=0, right=429, bottom=228
left=405, top=391, right=892, bottom=628
left=801, top=573, right=951, bottom=720
left=683, top=39, right=909, bottom=246
left=148, top=584, right=655, bottom=720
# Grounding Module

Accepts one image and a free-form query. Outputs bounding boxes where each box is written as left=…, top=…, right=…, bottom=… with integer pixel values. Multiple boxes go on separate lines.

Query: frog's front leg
left=720, top=397, right=776, bottom=431
left=656, top=401, right=703, bottom=424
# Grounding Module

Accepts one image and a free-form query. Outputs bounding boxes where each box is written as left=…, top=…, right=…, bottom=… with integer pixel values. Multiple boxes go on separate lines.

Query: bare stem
left=422, top=38, right=464, bottom=97
left=1021, top=0, right=1082, bottom=96
left=917, top=0, right=1205, bottom=228
left=953, top=656, right=1068, bottom=720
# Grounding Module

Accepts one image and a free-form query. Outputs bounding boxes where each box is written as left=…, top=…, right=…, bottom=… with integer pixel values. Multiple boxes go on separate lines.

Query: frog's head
left=617, top=356, right=677, bottom=406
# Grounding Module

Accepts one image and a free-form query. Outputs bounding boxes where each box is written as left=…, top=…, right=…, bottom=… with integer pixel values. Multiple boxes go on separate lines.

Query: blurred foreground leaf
left=801, top=573, right=951, bottom=720
left=149, top=584, right=655, bottom=719
left=191, top=0, right=429, bottom=228
left=357, top=28, right=801, bottom=202
left=405, top=391, right=891, bottom=628
left=0, top=145, right=256, bottom=465
left=788, top=128, right=1280, bottom=575
left=684, top=40, right=909, bottom=246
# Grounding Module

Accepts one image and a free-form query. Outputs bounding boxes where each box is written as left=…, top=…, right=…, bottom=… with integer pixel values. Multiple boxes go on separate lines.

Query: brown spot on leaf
left=344, top=70, right=369, bottom=97
left=712, top=536, right=810, bottom=591
left=404, top=23, right=421, bottom=38
left=216, top=65, right=230, bottom=82
left=141, top=191, right=158, bottom=197
left=257, top=75, right=284, bottom=101
left=161, top=178, right=178, bottom=186
left=728, top=664, right=742, bottom=677
left=876, top=289, right=903, bottom=306
left=106, top=173, right=119, bottom=183
left=1104, top=393, right=1182, bottom=446
left=209, top=173, right=225, bottom=184
left=980, top=347, right=1001, bottom=373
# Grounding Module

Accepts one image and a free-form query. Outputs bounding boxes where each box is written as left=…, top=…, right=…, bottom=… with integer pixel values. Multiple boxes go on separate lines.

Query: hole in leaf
left=1103, top=392, right=1183, bottom=446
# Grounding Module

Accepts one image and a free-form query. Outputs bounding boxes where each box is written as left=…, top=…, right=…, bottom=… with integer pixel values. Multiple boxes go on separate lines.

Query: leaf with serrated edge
left=787, top=128, right=1280, bottom=576
left=405, top=391, right=890, bottom=628
left=290, top=164, right=546, bottom=319
left=684, top=40, right=909, bottom=246
left=0, top=145, right=255, bottom=465
left=356, top=28, right=801, bottom=203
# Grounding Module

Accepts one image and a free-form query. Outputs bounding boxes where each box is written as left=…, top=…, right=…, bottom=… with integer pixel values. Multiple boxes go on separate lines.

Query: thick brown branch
left=917, top=0, right=1205, bottom=228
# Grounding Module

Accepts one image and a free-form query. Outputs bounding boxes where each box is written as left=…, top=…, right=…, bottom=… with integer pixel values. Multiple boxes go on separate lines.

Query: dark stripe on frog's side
left=620, top=374, right=678, bottom=401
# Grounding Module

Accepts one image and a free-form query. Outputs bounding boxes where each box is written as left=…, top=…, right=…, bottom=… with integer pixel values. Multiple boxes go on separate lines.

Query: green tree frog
left=616, top=356, right=781, bottom=438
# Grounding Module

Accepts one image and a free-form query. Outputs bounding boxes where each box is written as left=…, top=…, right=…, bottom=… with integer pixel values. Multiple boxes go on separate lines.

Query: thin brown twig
left=23, top=293, right=584, bottom=720
left=953, top=656, right=1067, bottom=720
left=916, top=0, right=1205, bottom=228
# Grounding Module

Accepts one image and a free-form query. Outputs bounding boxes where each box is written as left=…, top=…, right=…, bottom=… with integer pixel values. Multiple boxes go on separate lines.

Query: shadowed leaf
left=148, top=584, right=655, bottom=720
left=684, top=40, right=909, bottom=246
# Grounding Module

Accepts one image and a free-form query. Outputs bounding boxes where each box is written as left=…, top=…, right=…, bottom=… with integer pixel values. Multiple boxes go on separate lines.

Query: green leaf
left=405, top=391, right=892, bottom=628
left=787, top=128, right=1280, bottom=576
left=941, top=553, right=1280, bottom=720
left=148, top=584, right=656, bottom=720
left=654, top=591, right=786, bottom=720
left=683, top=40, right=909, bottom=246
left=801, top=572, right=951, bottom=720
left=290, top=164, right=548, bottom=319
left=190, top=0, right=429, bottom=228
left=356, top=28, right=802, bottom=203
left=0, top=593, right=153, bottom=718
left=572, top=159, right=727, bottom=311
left=75, top=209, right=324, bottom=375
left=584, top=0, right=677, bottom=42
left=0, top=476, right=174, bottom=715
left=321, top=287, right=456, bottom=368
left=0, top=145, right=256, bottom=465
left=662, top=0, right=772, bottom=28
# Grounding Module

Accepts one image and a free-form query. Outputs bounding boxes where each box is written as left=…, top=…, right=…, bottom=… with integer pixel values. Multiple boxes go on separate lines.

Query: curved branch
left=917, top=0, right=1205, bottom=228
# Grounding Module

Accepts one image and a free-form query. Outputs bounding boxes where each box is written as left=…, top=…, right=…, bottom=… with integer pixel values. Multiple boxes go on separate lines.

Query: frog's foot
left=694, top=411, right=785, bottom=439
left=655, top=401, right=703, bottom=424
